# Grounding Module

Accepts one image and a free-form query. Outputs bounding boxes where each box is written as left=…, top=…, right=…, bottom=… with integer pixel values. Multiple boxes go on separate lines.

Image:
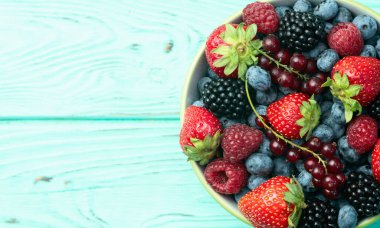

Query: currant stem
left=244, top=79, right=327, bottom=173
left=254, top=48, right=308, bottom=81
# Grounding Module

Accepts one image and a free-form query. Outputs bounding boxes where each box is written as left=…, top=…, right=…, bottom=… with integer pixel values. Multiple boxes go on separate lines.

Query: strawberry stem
left=244, top=79, right=327, bottom=173
left=254, top=48, right=308, bottom=81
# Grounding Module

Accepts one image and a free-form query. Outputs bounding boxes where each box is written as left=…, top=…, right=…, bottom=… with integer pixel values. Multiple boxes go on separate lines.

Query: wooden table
left=0, top=0, right=379, bottom=227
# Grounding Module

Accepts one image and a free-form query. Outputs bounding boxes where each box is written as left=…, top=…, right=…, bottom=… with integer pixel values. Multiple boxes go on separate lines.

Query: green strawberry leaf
left=183, top=131, right=221, bottom=165
left=296, top=95, right=321, bottom=140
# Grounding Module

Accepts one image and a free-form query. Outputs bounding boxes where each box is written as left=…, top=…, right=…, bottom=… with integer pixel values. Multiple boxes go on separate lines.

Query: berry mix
left=180, top=1, right=380, bottom=227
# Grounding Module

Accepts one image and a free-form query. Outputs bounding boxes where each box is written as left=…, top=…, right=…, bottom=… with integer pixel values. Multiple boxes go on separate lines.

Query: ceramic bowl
left=180, top=0, right=380, bottom=226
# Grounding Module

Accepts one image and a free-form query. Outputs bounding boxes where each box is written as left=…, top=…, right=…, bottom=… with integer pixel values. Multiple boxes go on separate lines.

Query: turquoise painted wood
left=0, top=0, right=379, bottom=227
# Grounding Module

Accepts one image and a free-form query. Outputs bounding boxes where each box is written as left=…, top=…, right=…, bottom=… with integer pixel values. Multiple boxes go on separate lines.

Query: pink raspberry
left=222, top=124, right=263, bottom=162
left=347, top=115, right=378, bottom=154
left=328, top=22, right=364, bottom=56
left=204, top=158, right=248, bottom=194
left=243, top=2, right=279, bottom=34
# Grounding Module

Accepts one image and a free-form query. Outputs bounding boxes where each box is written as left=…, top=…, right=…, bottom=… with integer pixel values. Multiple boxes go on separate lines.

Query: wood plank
left=0, top=120, right=248, bottom=227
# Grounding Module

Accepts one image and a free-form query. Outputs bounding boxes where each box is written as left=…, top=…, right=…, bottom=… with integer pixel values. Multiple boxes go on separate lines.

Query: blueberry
left=338, top=136, right=360, bottom=163
left=312, top=124, right=334, bottom=142
left=292, top=139, right=305, bottom=146
left=317, top=49, right=340, bottom=72
left=255, top=86, right=277, bottom=105
left=278, top=86, right=294, bottom=95
left=273, top=157, right=294, bottom=177
left=247, top=105, right=267, bottom=128
left=360, top=44, right=377, bottom=57
left=245, top=153, right=273, bottom=176
left=207, top=68, right=219, bottom=80
left=293, top=0, right=312, bottom=12
left=314, top=194, right=327, bottom=202
left=296, top=160, right=306, bottom=173
left=333, top=7, right=352, bottom=24
left=234, top=187, right=250, bottom=203
left=257, top=137, right=272, bottom=157
left=353, top=15, right=378, bottom=40
left=219, top=117, right=239, bottom=129
left=197, top=77, right=212, bottom=94
left=366, top=33, right=380, bottom=46
left=331, top=101, right=346, bottom=124
left=247, top=66, right=271, bottom=91
left=303, top=42, right=327, bottom=59
left=375, top=39, right=380, bottom=58
left=332, top=124, right=345, bottom=139
left=322, top=90, right=333, bottom=101
left=297, top=170, right=316, bottom=192
left=357, top=165, right=373, bottom=176
left=314, top=0, right=338, bottom=21
left=192, top=100, right=205, bottom=107
left=336, top=199, right=350, bottom=208
left=277, top=91, right=285, bottom=100
left=276, top=6, right=292, bottom=19
left=321, top=101, right=333, bottom=118
left=338, top=205, right=358, bottom=228
left=325, top=22, right=334, bottom=34
left=247, top=175, right=267, bottom=190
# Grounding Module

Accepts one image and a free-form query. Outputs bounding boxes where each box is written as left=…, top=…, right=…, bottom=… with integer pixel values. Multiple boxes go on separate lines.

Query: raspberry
left=347, top=115, right=378, bottom=154
left=222, top=124, right=263, bottom=162
left=204, top=158, right=248, bottom=194
left=328, top=22, right=364, bottom=56
left=243, top=2, right=279, bottom=34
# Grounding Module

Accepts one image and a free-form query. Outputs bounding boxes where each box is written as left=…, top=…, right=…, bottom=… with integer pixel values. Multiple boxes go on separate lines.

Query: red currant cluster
left=259, top=34, right=327, bottom=95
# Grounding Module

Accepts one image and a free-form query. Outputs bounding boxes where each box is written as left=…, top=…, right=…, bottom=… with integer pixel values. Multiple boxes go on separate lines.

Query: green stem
left=244, top=79, right=327, bottom=173
left=255, top=48, right=308, bottom=81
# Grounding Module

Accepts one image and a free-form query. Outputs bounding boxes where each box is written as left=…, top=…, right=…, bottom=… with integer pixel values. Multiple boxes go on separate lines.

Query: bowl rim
left=180, top=0, right=380, bottom=226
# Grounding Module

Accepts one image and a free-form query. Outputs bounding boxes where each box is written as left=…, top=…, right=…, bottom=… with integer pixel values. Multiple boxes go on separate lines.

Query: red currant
left=274, top=49, right=291, bottom=65
left=300, top=81, right=309, bottom=94
left=290, top=53, right=307, bottom=72
left=323, top=188, right=339, bottom=200
left=327, top=157, right=344, bottom=174
left=306, top=137, right=322, bottom=152
left=306, top=77, right=324, bottom=94
left=270, top=139, right=287, bottom=156
left=262, top=35, right=281, bottom=54
left=286, top=148, right=301, bottom=163
left=290, top=77, right=301, bottom=91
left=335, top=173, right=347, bottom=187
left=322, top=174, right=339, bottom=190
left=312, top=178, right=323, bottom=188
left=314, top=72, right=327, bottom=83
left=255, top=116, right=268, bottom=128
left=259, top=55, right=273, bottom=70
left=320, top=142, right=337, bottom=158
left=306, top=60, right=317, bottom=73
left=265, top=129, right=276, bottom=140
left=304, top=157, right=319, bottom=173
left=311, top=164, right=326, bottom=180
left=277, top=71, right=295, bottom=88
left=270, top=67, right=282, bottom=82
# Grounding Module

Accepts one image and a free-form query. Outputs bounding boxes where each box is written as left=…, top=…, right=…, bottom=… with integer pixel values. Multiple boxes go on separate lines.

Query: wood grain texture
left=1, top=0, right=380, bottom=228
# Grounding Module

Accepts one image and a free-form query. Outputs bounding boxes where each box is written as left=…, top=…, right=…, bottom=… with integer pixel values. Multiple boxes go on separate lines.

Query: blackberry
left=345, top=172, right=380, bottom=219
left=299, top=198, right=338, bottom=228
left=202, top=78, right=250, bottom=119
left=368, top=96, right=380, bottom=120
left=278, top=11, right=325, bottom=52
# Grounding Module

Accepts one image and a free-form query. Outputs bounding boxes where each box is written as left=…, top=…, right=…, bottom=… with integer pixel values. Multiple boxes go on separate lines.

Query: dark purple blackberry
left=367, top=96, right=380, bottom=120
left=299, top=198, right=338, bottom=228
left=202, top=78, right=250, bottom=119
left=345, top=172, right=380, bottom=219
left=278, top=11, right=325, bottom=52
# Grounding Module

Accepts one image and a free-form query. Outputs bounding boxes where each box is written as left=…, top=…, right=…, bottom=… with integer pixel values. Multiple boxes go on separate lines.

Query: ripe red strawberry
left=180, top=106, right=222, bottom=165
left=328, top=22, right=364, bottom=56
left=372, top=139, right=380, bottom=184
left=347, top=115, right=378, bottom=154
left=243, top=2, right=279, bottom=34
left=238, top=176, right=306, bottom=228
left=222, top=124, right=263, bottom=162
left=204, top=158, right=248, bottom=194
left=323, top=56, right=380, bottom=122
left=267, top=93, right=321, bottom=140
left=205, top=23, right=262, bottom=79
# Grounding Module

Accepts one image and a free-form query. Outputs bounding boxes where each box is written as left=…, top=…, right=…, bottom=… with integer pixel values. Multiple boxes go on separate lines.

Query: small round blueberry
left=247, top=175, right=267, bottom=190
left=207, top=68, right=219, bottom=80
left=273, top=157, right=293, bottom=177
left=333, top=7, right=352, bottom=24
left=192, top=100, right=205, bottom=107
left=303, top=42, right=327, bottom=59
left=360, top=44, right=377, bottom=57
left=321, top=101, right=333, bottom=118
left=325, top=22, right=334, bottom=34
left=356, top=165, right=373, bottom=176
left=331, top=101, right=346, bottom=124
left=314, top=0, right=339, bottom=21
left=293, top=0, right=312, bottom=12
left=317, top=49, right=340, bottom=72
left=353, top=15, right=378, bottom=40
left=257, top=137, right=272, bottom=157
left=295, top=160, right=306, bottom=173
left=375, top=38, right=380, bottom=57
left=297, top=170, right=316, bottom=192
left=255, top=86, right=277, bottom=105
left=197, top=77, right=212, bottom=94
left=247, top=66, right=271, bottom=91
left=338, top=136, right=360, bottom=163
left=247, top=105, right=267, bottom=128
left=234, top=187, right=250, bottom=203
left=245, top=153, right=273, bottom=176
left=366, top=33, right=380, bottom=46
left=276, top=6, right=292, bottom=19
left=219, top=117, right=239, bottom=129
left=312, top=124, right=334, bottom=142
left=338, top=205, right=358, bottom=228
left=278, top=86, right=294, bottom=95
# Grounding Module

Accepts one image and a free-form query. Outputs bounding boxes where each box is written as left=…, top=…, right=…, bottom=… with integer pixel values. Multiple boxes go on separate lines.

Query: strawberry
left=347, top=115, right=378, bottom=154
left=205, top=23, right=263, bottom=79
left=372, top=139, right=380, bottom=184
left=180, top=106, right=222, bottom=165
left=238, top=176, right=306, bottom=228
left=323, top=56, right=380, bottom=122
left=267, top=93, right=321, bottom=140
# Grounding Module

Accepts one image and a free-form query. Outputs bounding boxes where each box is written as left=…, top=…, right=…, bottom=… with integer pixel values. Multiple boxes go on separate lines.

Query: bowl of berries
left=180, top=0, right=380, bottom=227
